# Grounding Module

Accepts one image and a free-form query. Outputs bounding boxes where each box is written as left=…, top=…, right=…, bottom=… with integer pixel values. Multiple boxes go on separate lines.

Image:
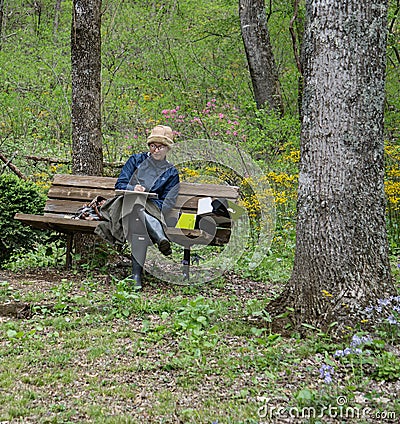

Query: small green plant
left=110, top=278, right=140, bottom=318
left=294, top=387, right=318, bottom=408
left=4, top=241, right=65, bottom=271
left=50, top=279, right=76, bottom=315
left=0, top=281, right=20, bottom=302
left=372, top=351, right=400, bottom=381
left=174, top=296, right=215, bottom=336
left=171, top=296, right=219, bottom=358
left=5, top=324, right=42, bottom=343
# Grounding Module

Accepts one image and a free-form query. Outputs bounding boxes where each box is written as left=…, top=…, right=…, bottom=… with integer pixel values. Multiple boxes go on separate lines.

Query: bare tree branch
left=0, top=152, right=27, bottom=180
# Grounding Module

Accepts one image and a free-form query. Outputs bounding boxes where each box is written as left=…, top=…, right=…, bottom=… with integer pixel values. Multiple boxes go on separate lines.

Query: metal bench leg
left=182, top=247, right=190, bottom=279
left=66, top=233, right=74, bottom=269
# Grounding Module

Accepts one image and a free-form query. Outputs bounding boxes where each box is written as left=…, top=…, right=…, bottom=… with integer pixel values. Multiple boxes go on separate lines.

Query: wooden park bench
left=14, top=174, right=240, bottom=277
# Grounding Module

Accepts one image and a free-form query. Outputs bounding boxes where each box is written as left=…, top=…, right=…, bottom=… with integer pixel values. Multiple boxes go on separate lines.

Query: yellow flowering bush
left=385, top=181, right=400, bottom=210
left=384, top=140, right=399, bottom=246
left=265, top=171, right=298, bottom=211
left=284, top=149, right=300, bottom=163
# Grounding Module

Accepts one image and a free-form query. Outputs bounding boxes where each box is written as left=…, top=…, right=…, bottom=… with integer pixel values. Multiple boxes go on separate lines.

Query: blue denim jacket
left=115, top=152, right=180, bottom=212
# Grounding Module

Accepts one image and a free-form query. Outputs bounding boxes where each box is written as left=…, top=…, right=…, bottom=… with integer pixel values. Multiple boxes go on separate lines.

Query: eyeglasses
left=149, top=144, right=166, bottom=151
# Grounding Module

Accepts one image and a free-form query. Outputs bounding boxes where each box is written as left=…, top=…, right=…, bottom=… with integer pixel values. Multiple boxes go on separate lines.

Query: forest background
left=0, top=0, right=399, bottom=269
left=0, top=1, right=400, bottom=422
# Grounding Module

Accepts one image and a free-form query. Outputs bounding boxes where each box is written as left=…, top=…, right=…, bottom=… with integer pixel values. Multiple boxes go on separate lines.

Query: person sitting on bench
left=98, top=125, right=180, bottom=289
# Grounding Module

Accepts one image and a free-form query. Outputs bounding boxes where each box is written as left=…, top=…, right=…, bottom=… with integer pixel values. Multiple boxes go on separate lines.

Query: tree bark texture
left=71, top=0, right=103, bottom=176
left=239, top=0, right=283, bottom=113
left=269, top=0, right=395, bottom=331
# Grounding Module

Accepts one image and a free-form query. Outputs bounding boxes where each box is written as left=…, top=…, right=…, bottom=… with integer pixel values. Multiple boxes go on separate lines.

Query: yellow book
left=175, top=213, right=196, bottom=230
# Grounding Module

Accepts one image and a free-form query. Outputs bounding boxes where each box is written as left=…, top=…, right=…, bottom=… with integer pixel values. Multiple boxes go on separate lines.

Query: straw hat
left=147, top=125, right=174, bottom=147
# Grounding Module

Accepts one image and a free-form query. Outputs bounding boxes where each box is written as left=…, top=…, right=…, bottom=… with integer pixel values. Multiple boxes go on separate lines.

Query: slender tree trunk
left=0, top=0, right=5, bottom=51
left=34, top=1, right=42, bottom=35
left=268, top=0, right=395, bottom=332
left=71, top=0, right=103, bottom=176
left=53, top=0, right=63, bottom=37
left=239, top=0, right=283, bottom=113
left=289, top=0, right=305, bottom=116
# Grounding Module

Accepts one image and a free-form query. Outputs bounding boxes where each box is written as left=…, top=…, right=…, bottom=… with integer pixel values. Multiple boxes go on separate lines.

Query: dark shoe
left=131, top=273, right=142, bottom=290
left=158, top=238, right=172, bottom=256
left=131, top=255, right=144, bottom=290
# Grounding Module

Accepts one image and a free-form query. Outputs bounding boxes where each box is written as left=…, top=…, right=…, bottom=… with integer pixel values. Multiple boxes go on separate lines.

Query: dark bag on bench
left=73, top=195, right=107, bottom=221
left=211, top=198, right=231, bottom=218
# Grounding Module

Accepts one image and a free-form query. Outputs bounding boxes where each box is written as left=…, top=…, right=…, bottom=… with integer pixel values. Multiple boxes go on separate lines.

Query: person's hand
left=134, top=184, right=145, bottom=192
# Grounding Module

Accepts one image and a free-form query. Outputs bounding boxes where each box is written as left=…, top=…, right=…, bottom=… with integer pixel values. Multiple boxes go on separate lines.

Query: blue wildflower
left=334, top=336, right=370, bottom=358
left=350, top=335, right=362, bottom=347
left=319, top=364, right=334, bottom=384
left=334, top=348, right=354, bottom=357
left=350, top=334, right=371, bottom=347
left=378, top=298, right=391, bottom=307
left=387, top=315, right=398, bottom=325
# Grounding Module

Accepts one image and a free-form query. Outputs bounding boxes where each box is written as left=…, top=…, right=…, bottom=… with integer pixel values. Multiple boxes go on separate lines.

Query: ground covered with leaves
left=0, top=267, right=399, bottom=423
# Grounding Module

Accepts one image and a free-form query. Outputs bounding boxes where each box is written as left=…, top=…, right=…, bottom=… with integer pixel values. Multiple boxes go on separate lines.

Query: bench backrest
left=44, top=174, right=117, bottom=218
left=44, top=174, right=240, bottom=221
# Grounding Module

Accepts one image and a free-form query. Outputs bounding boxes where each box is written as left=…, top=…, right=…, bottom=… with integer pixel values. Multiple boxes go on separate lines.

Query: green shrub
left=0, top=173, right=47, bottom=265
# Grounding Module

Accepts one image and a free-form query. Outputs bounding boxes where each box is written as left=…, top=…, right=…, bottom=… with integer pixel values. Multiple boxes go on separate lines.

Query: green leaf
left=6, top=329, right=17, bottom=339
left=295, top=388, right=315, bottom=402
left=196, top=316, right=207, bottom=325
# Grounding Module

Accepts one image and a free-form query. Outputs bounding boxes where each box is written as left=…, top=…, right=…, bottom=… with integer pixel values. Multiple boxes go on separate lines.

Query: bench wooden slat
left=173, top=194, right=237, bottom=209
left=43, top=199, right=218, bottom=216
left=14, top=213, right=99, bottom=233
left=50, top=175, right=239, bottom=199
left=48, top=186, right=115, bottom=202
left=45, top=184, right=238, bottom=215
left=15, top=213, right=232, bottom=245
left=40, top=213, right=75, bottom=219
left=44, top=199, right=89, bottom=215
left=52, top=174, right=239, bottom=196
left=52, top=174, right=117, bottom=189
left=177, top=182, right=239, bottom=198
left=165, top=228, right=214, bottom=246
left=165, top=227, right=231, bottom=246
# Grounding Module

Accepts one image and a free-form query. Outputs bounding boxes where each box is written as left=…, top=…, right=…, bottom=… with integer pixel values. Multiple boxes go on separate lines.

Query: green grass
left=0, top=267, right=399, bottom=423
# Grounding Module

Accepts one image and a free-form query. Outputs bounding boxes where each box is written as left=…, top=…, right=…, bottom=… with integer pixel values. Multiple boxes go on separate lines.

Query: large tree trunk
left=71, top=0, right=103, bottom=263
left=71, top=0, right=103, bottom=176
left=268, top=0, right=395, bottom=332
left=239, top=0, right=283, bottom=113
